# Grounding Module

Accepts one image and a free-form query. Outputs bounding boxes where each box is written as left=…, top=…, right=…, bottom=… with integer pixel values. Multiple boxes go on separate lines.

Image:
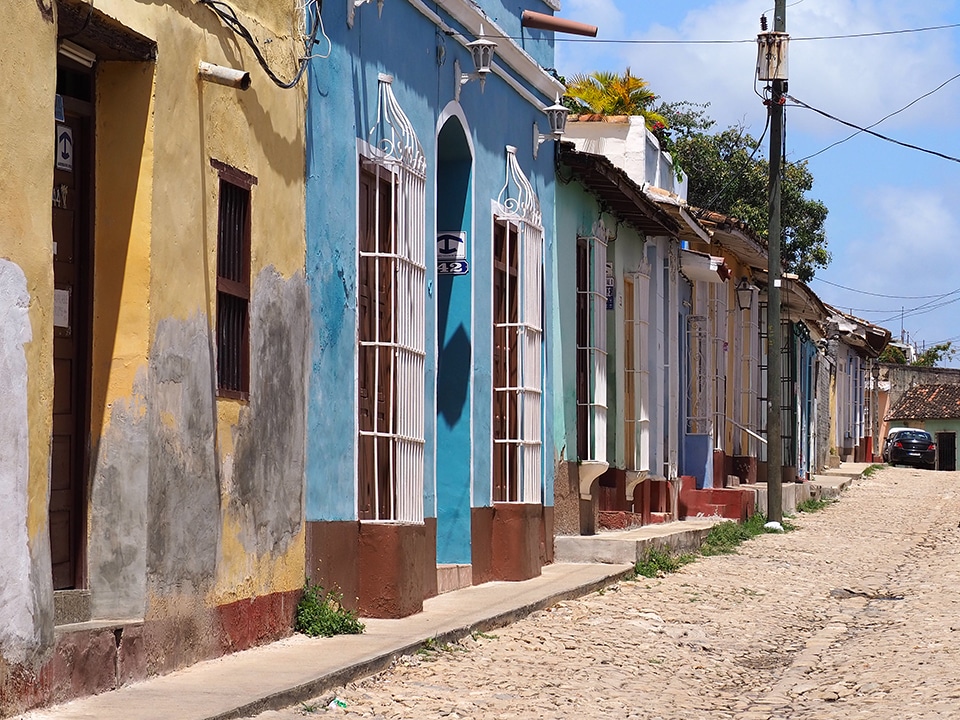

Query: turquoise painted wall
left=305, top=2, right=559, bottom=560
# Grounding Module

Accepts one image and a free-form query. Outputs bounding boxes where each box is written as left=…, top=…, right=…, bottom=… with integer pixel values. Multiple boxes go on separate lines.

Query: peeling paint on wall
left=0, top=259, right=37, bottom=663
left=147, top=314, right=219, bottom=597
left=88, top=368, right=149, bottom=620
left=230, top=267, right=307, bottom=554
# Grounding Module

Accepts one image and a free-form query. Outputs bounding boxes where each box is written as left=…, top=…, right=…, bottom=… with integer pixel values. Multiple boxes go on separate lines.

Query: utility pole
left=761, top=1, right=787, bottom=522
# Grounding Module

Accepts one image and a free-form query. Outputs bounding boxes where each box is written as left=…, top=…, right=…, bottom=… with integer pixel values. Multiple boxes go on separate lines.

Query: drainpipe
left=521, top=11, right=598, bottom=38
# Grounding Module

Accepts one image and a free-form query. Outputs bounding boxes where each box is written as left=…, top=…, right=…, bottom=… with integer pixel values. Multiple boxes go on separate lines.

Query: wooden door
left=50, top=67, right=92, bottom=590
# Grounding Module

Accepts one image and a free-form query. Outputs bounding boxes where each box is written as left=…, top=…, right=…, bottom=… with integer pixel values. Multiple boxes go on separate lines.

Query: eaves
left=424, top=0, right=565, bottom=104
left=560, top=147, right=679, bottom=237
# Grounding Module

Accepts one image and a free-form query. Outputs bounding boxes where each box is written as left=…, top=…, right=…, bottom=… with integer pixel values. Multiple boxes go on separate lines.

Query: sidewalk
left=20, top=470, right=864, bottom=720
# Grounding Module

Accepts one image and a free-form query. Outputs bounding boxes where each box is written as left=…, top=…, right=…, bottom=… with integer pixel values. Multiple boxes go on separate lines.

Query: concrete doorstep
left=22, top=469, right=864, bottom=720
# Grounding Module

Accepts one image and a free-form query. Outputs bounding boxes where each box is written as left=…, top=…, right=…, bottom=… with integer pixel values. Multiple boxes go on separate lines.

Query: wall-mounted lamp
left=59, top=40, right=96, bottom=68
left=735, top=276, right=758, bottom=311
left=454, top=26, right=497, bottom=100
left=532, top=97, right=569, bottom=159
left=199, top=61, right=251, bottom=90
left=348, top=0, right=384, bottom=28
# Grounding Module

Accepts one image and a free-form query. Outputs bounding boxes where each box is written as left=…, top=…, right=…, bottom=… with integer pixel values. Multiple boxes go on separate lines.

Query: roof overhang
left=757, top=271, right=829, bottom=324
left=559, top=146, right=680, bottom=237
left=644, top=188, right=712, bottom=244
left=680, top=249, right=730, bottom=284
left=826, top=306, right=892, bottom=358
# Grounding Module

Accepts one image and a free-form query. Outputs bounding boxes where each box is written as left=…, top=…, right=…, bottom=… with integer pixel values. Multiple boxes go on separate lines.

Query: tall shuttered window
left=576, top=233, right=607, bottom=463
left=357, top=74, right=426, bottom=522
left=492, top=146, right=543, bottom=504
left=212, top=160, right=255, bottom=399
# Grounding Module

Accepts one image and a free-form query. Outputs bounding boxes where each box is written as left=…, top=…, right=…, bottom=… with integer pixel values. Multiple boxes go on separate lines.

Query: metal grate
left=357, top=75, right=426, bottom=523
left=214, top=173, right=252, bottom=398
left=576, top=232, right=608, bottom=463
left=492, top=146, right=543, bottom=504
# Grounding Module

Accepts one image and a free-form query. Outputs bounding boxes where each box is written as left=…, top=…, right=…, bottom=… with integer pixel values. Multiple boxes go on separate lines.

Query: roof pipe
left=521, top=10, right=598, bottom=38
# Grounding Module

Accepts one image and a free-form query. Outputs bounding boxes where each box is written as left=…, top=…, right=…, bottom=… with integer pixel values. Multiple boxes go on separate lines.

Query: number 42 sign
left=437, top=231, right=469, bottom=275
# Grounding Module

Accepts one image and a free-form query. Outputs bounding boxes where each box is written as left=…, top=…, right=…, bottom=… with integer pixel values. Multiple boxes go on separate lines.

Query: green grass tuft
left=796, top=497, right=835, bottom=513
left=634, top=547, right=694, bottom=578
left=295, top=581, right=365, bottom=638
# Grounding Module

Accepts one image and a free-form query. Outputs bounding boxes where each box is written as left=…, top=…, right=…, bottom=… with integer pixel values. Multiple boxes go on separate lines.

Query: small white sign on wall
left=56, top=124, right=73, bottom=172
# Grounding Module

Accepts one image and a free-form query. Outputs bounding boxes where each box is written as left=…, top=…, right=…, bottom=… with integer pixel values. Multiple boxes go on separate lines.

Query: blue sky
left=555, top=0, right=960, bottom=363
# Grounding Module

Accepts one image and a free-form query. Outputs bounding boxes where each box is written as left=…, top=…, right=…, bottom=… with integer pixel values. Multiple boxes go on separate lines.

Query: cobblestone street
left=255, top=467, right=960, bottom=720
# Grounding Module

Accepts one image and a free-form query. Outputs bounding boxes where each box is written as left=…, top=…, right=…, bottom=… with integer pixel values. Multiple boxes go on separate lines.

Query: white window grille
left=740, top=290, right=761, bottom=455
left=576, top=233, right=608, bottom=463
left=624, top=264, right=651, bottom=472
left=708, top=282, right=727, bottom=450
left=356, top=74, right=426, bottom=522
left=686, top=281, right=712, bottom=435
left=492, top=146, right=542, bottom=504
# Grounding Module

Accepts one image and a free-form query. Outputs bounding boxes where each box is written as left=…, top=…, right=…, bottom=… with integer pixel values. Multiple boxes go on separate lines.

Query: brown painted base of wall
left=473, top=504, right=544, bottom=584
left=597, top=468, right=626, bottom=511
left=540, top=505, right=554, bottom=565
left=0, top=589, right=297, bottom=717
left=491, top=503, right=542, bottom=582
left=712, top=449, right=726, bottom=489
left=306, top=519, right=436, bottom=619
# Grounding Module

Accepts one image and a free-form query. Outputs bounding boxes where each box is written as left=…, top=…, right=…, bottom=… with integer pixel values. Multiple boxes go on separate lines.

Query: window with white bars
left=708, top=283, right=727, bottom=450
left=736, top=288, right=761, bottom=455
left=357, top=75, right=426, bottom=523
left=576, top=235, right=607, bottom=463
left=492, top=147, right=542, bottom=505
left=686, top=281, right=712, bottom=435
left=624, top=268, right=651, bottom=473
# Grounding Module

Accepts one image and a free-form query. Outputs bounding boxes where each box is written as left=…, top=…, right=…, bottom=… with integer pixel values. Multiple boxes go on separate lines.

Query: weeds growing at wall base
left=295, top=581, right=365, bottom=637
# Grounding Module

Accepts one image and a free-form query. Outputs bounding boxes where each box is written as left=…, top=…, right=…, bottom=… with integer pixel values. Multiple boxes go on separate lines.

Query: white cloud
left=557, top=1, right=960, bottom=138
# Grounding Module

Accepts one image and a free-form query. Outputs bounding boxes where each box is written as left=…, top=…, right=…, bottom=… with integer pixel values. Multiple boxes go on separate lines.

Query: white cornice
left=419, top=0, right=565, bottom=103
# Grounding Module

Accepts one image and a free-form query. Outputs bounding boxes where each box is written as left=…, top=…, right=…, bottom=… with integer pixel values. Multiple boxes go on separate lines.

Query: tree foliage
left=913, top=342, right=955, bottom=367
left=879, top=341, right=954, bottom=367
left=664, top=118, right=830, bottom=282
left=565, top=69, right=666, bottom=129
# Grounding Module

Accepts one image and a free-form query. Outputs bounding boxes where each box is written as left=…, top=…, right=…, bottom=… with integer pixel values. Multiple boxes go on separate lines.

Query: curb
left=209, top=567, right=632, bottom=720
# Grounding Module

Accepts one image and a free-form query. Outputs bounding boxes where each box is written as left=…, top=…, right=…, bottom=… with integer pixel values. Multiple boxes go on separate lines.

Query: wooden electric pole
left=765, top=0, right=787, bottom=523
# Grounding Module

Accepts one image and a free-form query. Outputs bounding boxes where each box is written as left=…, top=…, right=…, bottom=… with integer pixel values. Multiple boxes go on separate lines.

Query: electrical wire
left=786, top=94, right=960, bottom=164
left=795, top=70, right=960, bottom=163
left=513, top=21, right=960, bottom=45
left=198, top=0, right=321, bottom=89
left=812, top=277, right=955, bottom=300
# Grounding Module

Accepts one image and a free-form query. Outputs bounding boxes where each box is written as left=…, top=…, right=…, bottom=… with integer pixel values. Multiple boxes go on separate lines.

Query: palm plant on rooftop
left=564, top=68, right=667, bottom=130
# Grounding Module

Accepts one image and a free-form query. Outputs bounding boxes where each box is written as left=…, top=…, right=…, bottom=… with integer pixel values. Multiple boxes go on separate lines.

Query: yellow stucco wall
left=2, top=2, right=57, bottom=556
left=90, top=0, right=308, bottom=606
left=6, top=0, right=308, bottom=637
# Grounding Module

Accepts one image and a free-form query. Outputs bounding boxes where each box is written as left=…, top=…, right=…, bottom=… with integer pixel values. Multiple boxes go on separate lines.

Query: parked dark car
left=886, top=430, right=936, bottom=469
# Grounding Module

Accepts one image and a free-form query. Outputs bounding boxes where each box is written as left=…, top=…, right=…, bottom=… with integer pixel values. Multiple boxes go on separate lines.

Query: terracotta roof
left=886, top=383, right=960, bottom=421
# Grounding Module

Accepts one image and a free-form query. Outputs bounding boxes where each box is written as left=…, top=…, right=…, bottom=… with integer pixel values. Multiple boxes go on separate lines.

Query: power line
left=812, top=277, right=957, bottom=300
left=795, top=71, right=960, bottom=163
left=541, top=21, right=960, bottom=45
left=786, top=94, right=960, bottom=164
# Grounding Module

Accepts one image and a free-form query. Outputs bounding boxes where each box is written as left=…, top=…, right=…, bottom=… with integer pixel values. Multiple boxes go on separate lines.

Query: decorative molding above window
left=347, top=0, right=384, bottom=28
left=495, top=145, right=541, bottom=227
left=368, top=73, right=426, bottom=178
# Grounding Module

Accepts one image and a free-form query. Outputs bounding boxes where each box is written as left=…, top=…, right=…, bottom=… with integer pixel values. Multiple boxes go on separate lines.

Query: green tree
left=565, top=69, right=666, bottom=129
left=664, top=116, right=830, bottom=282
left=912, top=342, right=955, bottom=368
left=879, top=345, right=907, bottom=364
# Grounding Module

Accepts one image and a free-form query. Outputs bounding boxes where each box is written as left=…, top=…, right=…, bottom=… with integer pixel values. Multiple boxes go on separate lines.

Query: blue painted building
left=303, top=0, right=566, bottom=617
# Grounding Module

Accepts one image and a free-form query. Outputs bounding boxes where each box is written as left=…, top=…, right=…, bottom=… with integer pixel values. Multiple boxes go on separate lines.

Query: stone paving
left=253, top=466, right=960, bottom=720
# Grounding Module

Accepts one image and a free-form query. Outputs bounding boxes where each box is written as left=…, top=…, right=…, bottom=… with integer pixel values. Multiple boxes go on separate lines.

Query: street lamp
left=735, top=277, right=757, bottom=311
left=455, top=27, right=497, bottom=100
left=533, top=97, right=570, bottom=158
